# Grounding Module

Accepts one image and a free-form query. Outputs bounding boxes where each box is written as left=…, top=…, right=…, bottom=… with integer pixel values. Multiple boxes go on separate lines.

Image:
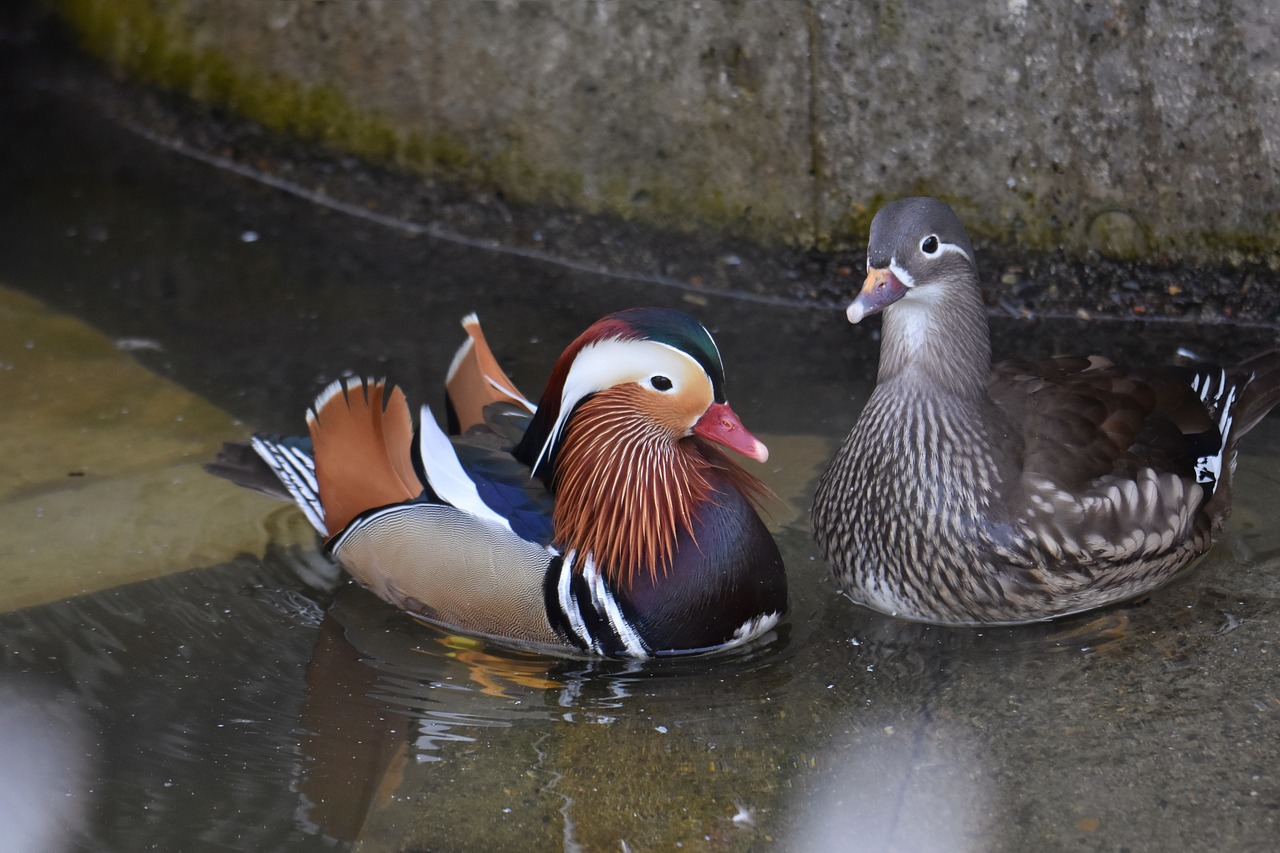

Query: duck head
left=847, top=196, right=978, bottom=324
left=845, top=198, right=992, bottom=391
left=517, top=307, right=768, bottom=484
left=512, top=308, right=771, bottom=585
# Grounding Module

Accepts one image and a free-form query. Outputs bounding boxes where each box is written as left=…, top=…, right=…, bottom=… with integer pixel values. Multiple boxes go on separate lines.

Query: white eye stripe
left=531, top=339, right=708, bottom=474
left=930, top=241, right=969, bottom=260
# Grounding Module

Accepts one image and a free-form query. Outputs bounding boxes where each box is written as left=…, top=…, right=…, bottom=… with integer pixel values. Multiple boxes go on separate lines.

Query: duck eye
left=921, top=235, right=940, bottom=255
left=649, top=375, right=673, bottom=392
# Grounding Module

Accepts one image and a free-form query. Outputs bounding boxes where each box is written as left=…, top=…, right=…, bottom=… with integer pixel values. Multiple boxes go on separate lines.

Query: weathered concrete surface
left=53, top=0, right=1280, bottom=264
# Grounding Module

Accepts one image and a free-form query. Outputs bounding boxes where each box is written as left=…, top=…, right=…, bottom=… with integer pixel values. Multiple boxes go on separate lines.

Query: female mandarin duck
left=813, top=196, right=1280, bottom=625
left=217, top=308, right=786, bottom=657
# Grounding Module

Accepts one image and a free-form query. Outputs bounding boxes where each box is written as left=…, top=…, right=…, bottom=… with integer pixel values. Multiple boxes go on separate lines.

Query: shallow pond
left=1, top=58, right=1278, bottom=853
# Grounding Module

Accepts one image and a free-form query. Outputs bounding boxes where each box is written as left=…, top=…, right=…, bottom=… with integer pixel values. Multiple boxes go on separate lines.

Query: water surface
left=1, top=58, right=1278, bottom=853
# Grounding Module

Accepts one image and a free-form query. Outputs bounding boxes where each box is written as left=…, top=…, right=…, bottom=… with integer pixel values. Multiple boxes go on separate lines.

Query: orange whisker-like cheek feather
left=551, top=389, right=712, bottom=587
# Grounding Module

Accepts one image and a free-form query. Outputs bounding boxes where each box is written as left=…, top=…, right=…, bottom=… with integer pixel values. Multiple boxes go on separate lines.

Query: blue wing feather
left=451, top=437, right=556, bottom=546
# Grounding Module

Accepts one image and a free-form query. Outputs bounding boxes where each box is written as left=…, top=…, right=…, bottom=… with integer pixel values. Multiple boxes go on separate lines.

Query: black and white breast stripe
left=543, top=550, right=649, bottom=657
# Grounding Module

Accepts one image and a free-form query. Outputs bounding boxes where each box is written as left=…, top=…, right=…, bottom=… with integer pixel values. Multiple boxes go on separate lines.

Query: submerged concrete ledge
left=0, top=287, right=316, bottom=612
left=53, top=0, right=1280, bottom=266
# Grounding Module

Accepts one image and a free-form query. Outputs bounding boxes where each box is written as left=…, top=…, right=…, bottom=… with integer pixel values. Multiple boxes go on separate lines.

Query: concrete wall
left=56, top=0, right=1280, bottom=265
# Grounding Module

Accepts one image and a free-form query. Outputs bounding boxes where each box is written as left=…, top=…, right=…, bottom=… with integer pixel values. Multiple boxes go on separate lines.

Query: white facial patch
left=888, top=259, right=916, bottom=288
left=531, top=338, right=708, bottom=474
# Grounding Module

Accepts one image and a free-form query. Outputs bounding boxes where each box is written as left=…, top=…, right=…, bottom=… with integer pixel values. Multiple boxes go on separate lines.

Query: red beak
left=692, top=402, right=769, bottom=463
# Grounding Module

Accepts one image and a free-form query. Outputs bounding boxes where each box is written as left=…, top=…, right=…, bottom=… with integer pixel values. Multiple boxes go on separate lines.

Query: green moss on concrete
left=56, top=0, right=472, bottom=177
left=1177, top=217, right=1280, bottom=268
left=54, top=0, right=811, bottom=246
left=51, top=0, right=1280, bottom=264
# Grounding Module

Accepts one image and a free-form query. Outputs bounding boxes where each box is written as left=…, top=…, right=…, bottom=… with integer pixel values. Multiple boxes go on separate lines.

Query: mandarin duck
left=212, top=308, right=786, bottom=656
left=813, top=196, right=1280, bottom=625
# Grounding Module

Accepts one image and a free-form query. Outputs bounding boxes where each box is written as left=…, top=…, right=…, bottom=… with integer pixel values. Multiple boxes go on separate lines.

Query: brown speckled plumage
left=813, top=197, right=1280, bottom=625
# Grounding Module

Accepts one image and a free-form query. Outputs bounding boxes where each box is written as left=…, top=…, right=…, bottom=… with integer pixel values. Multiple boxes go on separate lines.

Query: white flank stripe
left=416, top=405, right=513, bottom=531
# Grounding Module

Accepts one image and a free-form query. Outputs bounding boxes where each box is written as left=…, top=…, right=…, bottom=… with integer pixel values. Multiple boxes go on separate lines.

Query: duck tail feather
left=1231, top=349, right=1280, bottom=440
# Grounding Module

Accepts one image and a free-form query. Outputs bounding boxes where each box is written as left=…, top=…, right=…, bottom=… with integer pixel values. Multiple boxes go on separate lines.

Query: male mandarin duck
left=213, top=308, right=786, bottom=657
left=813, top=196, right=1280, bottom=625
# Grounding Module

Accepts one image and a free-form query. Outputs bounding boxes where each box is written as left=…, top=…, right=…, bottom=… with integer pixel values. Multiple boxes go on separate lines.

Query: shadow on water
left=1, top=27, right=1279, bottom=853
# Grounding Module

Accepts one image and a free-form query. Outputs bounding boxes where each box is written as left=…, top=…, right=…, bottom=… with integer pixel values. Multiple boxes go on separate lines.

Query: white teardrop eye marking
left=920, top=234, right=940, bottom=255
left=649, top=374, right=674, bottom=392
left=533, top=337, right=710, bottom=474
